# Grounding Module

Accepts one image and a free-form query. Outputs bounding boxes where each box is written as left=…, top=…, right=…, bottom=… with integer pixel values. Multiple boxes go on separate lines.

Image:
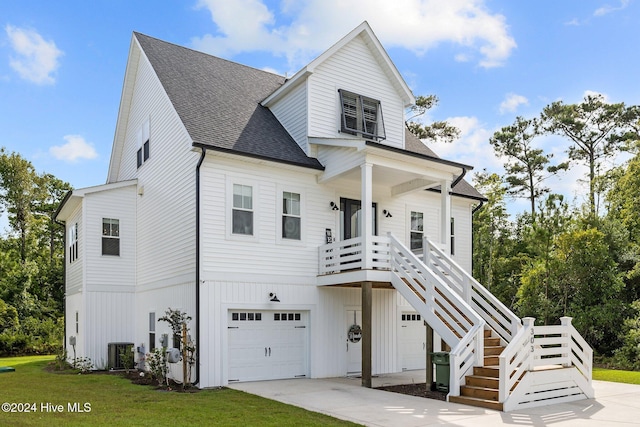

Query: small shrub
left=147, top=348, right=168, bottom=386
left=119, top=345, right=134, bottom=373
left=73, top=357, right=94, bottom=373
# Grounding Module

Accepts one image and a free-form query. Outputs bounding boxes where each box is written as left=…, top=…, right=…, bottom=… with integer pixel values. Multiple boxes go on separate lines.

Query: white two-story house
left=55, top=22, right=594, bottom=411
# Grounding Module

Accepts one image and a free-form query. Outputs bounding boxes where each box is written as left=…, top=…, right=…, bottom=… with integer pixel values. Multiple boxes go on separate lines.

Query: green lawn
left=593, top=367, right=640, bottom=385
left=0, top=356, right=359, bottom=427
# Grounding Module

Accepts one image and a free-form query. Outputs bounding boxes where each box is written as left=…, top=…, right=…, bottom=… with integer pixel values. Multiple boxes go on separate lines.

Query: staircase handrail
left=423, top=237, right=521, bottom=343
left=449, top=322, right=485, bottom=396
left=388, top=233, right=485, bottom=396
left=498, top=317, right=535, bottom=403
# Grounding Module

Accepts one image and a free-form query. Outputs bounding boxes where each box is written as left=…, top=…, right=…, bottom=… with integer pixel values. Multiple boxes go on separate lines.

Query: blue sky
left=1, top=0, right=639, bottom=216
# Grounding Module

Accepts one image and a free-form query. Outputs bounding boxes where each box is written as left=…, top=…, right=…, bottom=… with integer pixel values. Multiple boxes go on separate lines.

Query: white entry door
left=400, top=312, right=426, bottom=371
left=228, top=310, right=308, bottom=382
left=346, top=309, right=362, bottom=374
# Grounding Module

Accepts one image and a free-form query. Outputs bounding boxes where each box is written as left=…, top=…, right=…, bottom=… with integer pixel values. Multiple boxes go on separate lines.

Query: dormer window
left=339, top=89, right=385, bottom=141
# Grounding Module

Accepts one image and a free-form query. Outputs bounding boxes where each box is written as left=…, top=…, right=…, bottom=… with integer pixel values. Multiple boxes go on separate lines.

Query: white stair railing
left=388, top=233, right=485, bottom=396
left=499, top=318, right=535, bottom=402
left=423, top=237, right=521, bottom=343
left=499, top=316, right=594, bottom=404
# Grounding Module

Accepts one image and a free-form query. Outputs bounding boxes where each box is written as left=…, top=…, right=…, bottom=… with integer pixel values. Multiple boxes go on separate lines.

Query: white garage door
left=400, top=312, right=426, bottom=371
left=228, top=310, right=308, bottom=382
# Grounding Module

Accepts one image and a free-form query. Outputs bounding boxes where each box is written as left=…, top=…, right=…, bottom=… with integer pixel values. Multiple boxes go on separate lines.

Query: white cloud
left=428, top=116, right=503, bottom=172
left=49, top=135, right=98, bottom=162
left=192, top=0, right=516, bottom=70
left=583, top=89, right=609, bottom=102
left=499, top=93, right=528, bottom=114
left=594, top=0, right=629, bottom=17
left=5, top=25, right=63, bottom=85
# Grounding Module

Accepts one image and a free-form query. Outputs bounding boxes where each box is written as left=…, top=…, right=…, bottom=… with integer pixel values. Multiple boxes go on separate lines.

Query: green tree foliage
left=489, top=116, right=568, bottom=217
left=0, top=148, right=71, bottom=355
left=406, top=95, right=460, bottom=143
left=541, top=94, right=637, bottom=217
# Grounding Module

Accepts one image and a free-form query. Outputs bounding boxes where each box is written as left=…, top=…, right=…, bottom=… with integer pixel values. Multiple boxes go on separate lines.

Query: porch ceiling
left=327, top=163, right=441, bottom=193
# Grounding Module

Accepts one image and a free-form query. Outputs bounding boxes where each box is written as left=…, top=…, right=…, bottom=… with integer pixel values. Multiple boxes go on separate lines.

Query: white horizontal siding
left=84, top=185, right=136, bottom=290
left=308, top=34, right=405, bottom=148
left=269, top=81, right=309, bottom=154
left=452, top=199, right=473, bottom=272
left=115, top=48, right=198, bottom=290
left=200, top=156, right=334, bottom=280
left=65, top=293, right=83, bottom=361
left=66, top=205, right=83, bottom=295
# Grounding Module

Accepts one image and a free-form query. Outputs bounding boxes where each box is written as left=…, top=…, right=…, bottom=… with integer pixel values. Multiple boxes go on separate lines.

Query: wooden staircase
left=449, top=329, right=505, bottom=411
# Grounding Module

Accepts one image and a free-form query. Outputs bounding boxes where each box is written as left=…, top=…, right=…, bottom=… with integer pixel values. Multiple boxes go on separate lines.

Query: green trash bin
left=431, top=352, right=450, bottom=392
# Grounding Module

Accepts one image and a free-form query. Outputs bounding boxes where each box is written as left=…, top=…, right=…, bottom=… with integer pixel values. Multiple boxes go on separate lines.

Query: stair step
left=484, top=329, right=492, bottom=338
left=465, top=375, right=499, bottom=389
left=484, top=346, right=504, bottom=356
left=484, top=355, right=499, bottom=366
left=449, top=395, right=503, bottom=411
left=460, top=385, right=499, bottom=401
left=474, top=366, right=499, bottom=378
left=484, top=337, right=501, bottom=346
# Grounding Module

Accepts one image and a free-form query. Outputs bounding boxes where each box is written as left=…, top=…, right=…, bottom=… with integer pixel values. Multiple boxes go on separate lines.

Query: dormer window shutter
left=339, top=89, right=385, bottom=141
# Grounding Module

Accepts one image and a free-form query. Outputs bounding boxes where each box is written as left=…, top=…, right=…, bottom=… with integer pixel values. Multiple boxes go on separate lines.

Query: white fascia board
left=107, top=35, right=142, bottom=184
left=261, top=69, right=311, bottom=106
left=56, top=180, right=138, bottom=222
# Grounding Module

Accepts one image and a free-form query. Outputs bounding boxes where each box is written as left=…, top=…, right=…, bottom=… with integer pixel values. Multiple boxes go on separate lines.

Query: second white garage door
left=228, top=310, right=309, bottom=382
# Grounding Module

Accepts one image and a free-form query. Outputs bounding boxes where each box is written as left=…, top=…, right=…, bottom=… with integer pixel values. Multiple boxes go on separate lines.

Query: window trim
left=149, top=312, right=156, bottom=351
left=409, top=210, right=424, bottom=251
left=450, top=217, right=455, bottom=256
left=101, top=218, right=120, bottom=256
left=69, top=222, right=78, bottom=263
left=226, top=178, right=259, bottom=242
left=338, top=89, right=385, bottom=141
left=277, top=186, right=305, bottom=245
left=136, top=118, right=150, bottom=169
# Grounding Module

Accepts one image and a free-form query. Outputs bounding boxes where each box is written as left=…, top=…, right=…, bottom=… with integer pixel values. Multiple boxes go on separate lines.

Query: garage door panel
left=228, top=310, right=308, bottom=382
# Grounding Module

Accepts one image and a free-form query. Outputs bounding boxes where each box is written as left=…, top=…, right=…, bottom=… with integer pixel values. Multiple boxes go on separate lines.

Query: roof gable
left=108, top=32, right=324, bottom=180
left=263, top=21, right=414, bottom=108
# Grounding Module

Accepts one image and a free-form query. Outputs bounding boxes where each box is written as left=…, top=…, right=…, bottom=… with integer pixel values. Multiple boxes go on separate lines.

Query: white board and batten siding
left=308, top=34, right=405, bottom=149
left=198, top=282, right=401, bottom=388
left=112, top=45, right=199, bottom=292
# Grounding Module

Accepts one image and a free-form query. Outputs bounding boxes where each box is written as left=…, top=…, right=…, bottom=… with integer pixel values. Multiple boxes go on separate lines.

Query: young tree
left=541, top=94, right=636, bottom=217
left=406, top=95, right=460, bottom=143
left=489, top=116, right=567, bottom=218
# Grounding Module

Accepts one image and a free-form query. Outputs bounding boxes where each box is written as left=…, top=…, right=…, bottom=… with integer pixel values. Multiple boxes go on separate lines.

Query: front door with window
left=340, top=198, right=377, bottom=240
left=346, top=309, right=362, bottom=374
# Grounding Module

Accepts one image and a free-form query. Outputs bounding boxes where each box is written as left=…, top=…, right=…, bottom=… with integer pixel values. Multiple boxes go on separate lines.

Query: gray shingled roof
left=134, top=32, right=484, bottom=201
left=134, top=33, right=324, bottom=170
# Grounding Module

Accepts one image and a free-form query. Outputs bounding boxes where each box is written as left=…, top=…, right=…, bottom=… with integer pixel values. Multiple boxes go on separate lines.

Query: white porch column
left=440, top=179, right=452, bottom=253
left=361, top=163, right=373, bottom=269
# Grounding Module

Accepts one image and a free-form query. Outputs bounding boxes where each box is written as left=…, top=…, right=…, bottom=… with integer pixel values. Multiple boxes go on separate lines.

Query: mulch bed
left=375, top=383, right=447, bottom=401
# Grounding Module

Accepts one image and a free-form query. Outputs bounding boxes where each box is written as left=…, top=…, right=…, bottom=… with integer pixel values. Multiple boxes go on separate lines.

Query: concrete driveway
left=228, top=370, right=640, bottom=426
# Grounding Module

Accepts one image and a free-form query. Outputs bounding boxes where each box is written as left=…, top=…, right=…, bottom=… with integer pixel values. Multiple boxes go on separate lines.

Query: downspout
left=451, top=167, right=467, bottom=190
left=194, top=147, right=207, bottom=387
left=472, top=200, right=484, bottom=214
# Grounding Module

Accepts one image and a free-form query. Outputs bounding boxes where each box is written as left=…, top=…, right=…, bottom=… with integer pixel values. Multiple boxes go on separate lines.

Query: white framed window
left=232, top=184, right=253, bottom=236
left=450, top=217, right=455, bottom=256
left=410, top=211, right=424, bottom=251
left=338, top=89, right=385, bottom=141
left=149, top=312, right=156, bottom=351
left=282, top=191, right=301, bottom=240
left=102, top=218, right=120, bottom=256
left=136, top=118, right=150, bottom=169
left=69, top=223, right=78, bottom=263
